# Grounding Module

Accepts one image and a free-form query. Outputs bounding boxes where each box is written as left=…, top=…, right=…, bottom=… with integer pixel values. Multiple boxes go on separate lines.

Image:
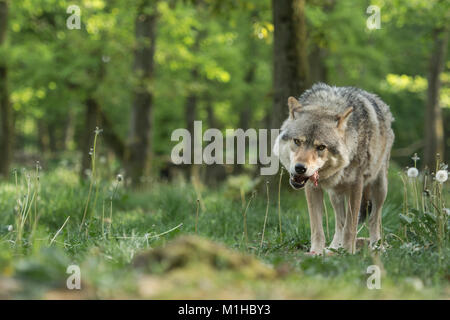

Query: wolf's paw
left=305, top=250, right=322, bottom=256
left=326, top=247, right=344, bottom=255
left=324, top=248, right=338, bottom=256
left=306, top=249, right=336, bottom=256
left=306, top=247, right=332, bottom=256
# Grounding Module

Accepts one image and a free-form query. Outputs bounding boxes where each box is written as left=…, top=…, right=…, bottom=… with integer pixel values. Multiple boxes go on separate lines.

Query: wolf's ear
left=337, top=107, right=353, bottom=131
left=287, top=97, right=301, bottom=119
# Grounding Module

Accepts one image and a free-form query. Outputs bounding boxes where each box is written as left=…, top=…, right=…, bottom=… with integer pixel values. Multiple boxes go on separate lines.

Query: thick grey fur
left=275, top=83, right=395, bottom=253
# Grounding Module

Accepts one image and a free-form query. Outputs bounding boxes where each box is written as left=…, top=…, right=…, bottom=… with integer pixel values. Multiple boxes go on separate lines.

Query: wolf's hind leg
left=343, top=177, right=363, bottom=253
left=329, top=191, right=346, bottom=249
left=368, top=169, right=388, bottom=248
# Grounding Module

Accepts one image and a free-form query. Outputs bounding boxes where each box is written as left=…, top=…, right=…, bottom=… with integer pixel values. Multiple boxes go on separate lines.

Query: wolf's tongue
left=311, top=171, right=319, bottom=187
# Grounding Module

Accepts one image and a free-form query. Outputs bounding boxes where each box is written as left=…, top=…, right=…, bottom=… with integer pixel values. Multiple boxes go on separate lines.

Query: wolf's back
left=299, top=83, right=394, bottom=145
left=299, top=83, right=394, bottom=127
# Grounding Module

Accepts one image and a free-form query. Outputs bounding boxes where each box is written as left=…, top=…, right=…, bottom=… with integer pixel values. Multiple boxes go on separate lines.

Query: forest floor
left=0, top=162, right=448, bottom=299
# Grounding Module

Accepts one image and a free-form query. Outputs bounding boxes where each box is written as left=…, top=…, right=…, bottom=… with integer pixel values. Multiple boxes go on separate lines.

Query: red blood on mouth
left=311, top=171, right=319, bottom=186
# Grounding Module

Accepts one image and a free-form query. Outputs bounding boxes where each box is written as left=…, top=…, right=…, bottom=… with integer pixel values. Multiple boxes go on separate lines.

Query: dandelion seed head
left=405, top=277, right=424, bottom=291
left=84, top=169, right=92, bottom=177
left=435, top=170, right=448, bottom=183
left=407, top=167, right=419, bottom=178
left=94, top=127, right=103, bottom=135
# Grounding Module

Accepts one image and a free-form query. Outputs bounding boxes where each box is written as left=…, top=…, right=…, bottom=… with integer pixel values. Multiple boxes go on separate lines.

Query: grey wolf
left=273, top=83, right=394, bottom=254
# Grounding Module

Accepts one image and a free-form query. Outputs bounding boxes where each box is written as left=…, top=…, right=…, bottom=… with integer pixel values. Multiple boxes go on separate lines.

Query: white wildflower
left=7, top=225, right=13, bottom=232
left=444, top=208, right=450, bottom=216
left=435, top=170, right=448, bottom=183
left=84, top=168, right=92, bottom=177
left=405, top=277, right=424, bottom=291
left=407, top=167, right=419, bottom=178
left=94, top=127, right=103, bottom=135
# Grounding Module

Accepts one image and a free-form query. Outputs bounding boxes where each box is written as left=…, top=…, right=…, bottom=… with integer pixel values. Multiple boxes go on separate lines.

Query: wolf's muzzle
left=290, top=174, right=309, bottom=189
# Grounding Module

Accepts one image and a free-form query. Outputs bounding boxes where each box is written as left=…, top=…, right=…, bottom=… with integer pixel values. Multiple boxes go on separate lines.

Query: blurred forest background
left=0, top=0, right=449, bottom=186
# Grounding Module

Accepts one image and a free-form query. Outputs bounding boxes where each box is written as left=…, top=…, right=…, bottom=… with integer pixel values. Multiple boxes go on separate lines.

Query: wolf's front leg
left=305, top=184, right=325, bottom=254
left=343, top=177, right=363, bottom=253
left=329, top=191, right=346, bottom=249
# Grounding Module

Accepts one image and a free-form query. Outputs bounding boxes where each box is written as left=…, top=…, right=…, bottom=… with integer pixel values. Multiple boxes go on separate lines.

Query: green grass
left=0, top=162, right=448, bottom=299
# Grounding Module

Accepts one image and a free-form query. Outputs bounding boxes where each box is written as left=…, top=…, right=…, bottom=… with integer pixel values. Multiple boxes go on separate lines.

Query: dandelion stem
left=259, top=181, right=270, bottom=254
left=102, top=200, right=105, bottom=237
left=80, top=129, right=100, bottom=232
left=242, top=191, right=255, bottom=250
left=195, top=199, right=200, bottom=234
left=108, top=179, right=120, bottom=238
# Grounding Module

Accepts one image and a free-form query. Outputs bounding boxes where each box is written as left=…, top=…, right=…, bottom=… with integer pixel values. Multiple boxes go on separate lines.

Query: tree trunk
left=239, top=62, right=256, bottom=130
left=185, top=69, right=198, bottom=164
left=239, top=10, right=258, bottom=131
left=186, top=28, right=206, bottom=146
left=235, top=50, right=256, bottom=175
left=309, top=42, right=328, bottom=84
left=205, top=94, right=217, bottom=129
left=308, top=0, right=335, bottom=84
left=271, top=0, right=310, bottom=129
left=126, top=0, right=158, bottom=186
left=37, top=119, right=50, bottom=153
left=63, top=109, right=75, bottom=151
left=424, top=27, right=448, bottom=169
left=99, top=108, right=126, bottom=160
left=0, top=0, right=12, bottom=178
left=47, top=122, right=58, bottom=153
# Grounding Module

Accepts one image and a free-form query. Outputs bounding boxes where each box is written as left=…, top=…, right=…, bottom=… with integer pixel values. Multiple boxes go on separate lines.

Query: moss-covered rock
left=133, top=235, right=276, bottom=279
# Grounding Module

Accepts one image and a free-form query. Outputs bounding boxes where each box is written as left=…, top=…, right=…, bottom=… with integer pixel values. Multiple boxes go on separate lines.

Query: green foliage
left=2, top=0, right=448, bottom=166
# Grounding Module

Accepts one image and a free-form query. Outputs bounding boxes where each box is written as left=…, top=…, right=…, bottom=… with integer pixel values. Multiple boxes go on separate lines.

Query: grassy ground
left=0, top=160, right=448, bottom=299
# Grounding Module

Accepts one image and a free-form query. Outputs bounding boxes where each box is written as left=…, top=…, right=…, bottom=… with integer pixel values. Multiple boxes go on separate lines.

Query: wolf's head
left=273, top=97, right=353, bottom=189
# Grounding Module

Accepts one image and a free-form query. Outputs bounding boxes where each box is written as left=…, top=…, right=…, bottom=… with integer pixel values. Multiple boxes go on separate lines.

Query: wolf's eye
left=293, top=139, right=301, bottom=146
left=316, top=145, right=326, bottom=151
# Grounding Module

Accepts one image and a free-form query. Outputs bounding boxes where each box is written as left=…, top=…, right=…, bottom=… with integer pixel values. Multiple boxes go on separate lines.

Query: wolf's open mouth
left=290, top=174, right=309, bottom=189
left=290, top=171, right=319, bottom=189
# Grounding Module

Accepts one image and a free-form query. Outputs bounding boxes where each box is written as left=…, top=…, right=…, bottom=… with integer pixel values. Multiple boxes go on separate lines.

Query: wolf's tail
left=358, top=187, right=372, bottom=224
